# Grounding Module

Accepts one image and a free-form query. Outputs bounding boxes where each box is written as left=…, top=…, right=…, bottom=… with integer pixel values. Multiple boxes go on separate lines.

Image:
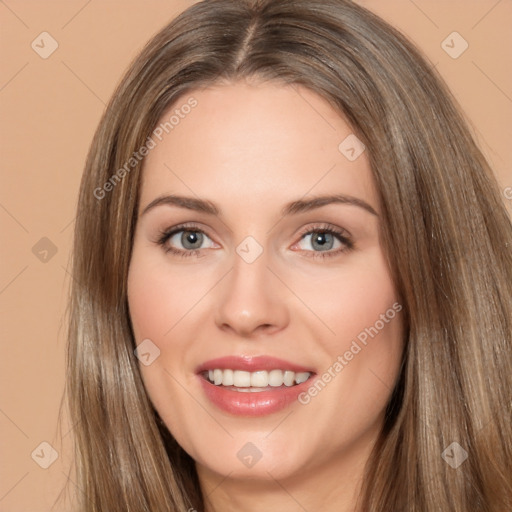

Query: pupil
left=313, top=232, right=333, bottom=251
left=183, top=231, right=202, bottom=249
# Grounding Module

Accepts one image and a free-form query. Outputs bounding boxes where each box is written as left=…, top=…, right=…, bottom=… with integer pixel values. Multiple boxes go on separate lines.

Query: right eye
left=157, top=224, right=217, bottom=258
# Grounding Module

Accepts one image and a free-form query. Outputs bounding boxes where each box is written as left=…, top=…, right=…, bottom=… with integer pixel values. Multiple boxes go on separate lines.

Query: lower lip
left=198, top=375, right=315, bottom=416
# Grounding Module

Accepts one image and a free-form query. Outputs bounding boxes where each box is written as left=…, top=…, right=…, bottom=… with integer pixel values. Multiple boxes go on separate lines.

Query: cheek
left=292, top=247, right=401, bottom=353
left=127, top=251, right=207, bottom=342
left=291, top=248, right=404, bottom=411
left=127, top=251, right=202, bottom=444
left=128, top=268, right=177, bottom=341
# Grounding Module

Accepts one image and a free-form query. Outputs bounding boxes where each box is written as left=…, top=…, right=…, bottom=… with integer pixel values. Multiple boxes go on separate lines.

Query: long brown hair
left=65, top=0, right=512, bottom=510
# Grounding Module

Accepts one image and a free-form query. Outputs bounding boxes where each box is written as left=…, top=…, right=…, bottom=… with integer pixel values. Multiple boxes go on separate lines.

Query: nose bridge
left=214, top=240, right=289, bottom=336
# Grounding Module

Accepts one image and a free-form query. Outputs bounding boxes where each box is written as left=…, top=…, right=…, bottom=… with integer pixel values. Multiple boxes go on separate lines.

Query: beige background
left=1, top=1, right=511, bottom=510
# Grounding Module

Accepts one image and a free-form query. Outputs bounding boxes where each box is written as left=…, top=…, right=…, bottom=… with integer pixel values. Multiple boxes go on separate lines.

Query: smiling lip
left=195, top=355, right=314, bottom=374
left=196, top=356, right=316, bottom=417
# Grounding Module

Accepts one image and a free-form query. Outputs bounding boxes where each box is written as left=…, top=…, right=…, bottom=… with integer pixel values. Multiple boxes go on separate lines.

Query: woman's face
left=127, top=80, right=403, bottom=489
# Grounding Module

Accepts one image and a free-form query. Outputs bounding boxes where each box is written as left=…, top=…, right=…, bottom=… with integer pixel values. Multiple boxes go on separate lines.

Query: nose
left=214, top=248, right=290, bottom=338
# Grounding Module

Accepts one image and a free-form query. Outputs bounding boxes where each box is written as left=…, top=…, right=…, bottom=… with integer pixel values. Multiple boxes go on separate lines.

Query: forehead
left=139, top=81, right=377, bottom=214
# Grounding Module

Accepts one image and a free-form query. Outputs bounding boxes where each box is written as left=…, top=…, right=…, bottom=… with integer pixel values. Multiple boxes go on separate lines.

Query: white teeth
left=213, top=369, right=223, bottom=385
left=283, top=371, right=295, bottom=387
left=251, top=371, right=269, bottom=387
left=233, top=370, right=251, bottom=387
left=268, top=369, right=284, bottom=387
left=295, top=372, right=310, bottom=384
left=222, top=369, right=234, bottom=386
left=205, top=369, right=312, bottom=387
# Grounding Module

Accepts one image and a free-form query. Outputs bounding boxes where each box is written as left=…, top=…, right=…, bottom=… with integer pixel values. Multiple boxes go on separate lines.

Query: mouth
left=195, top=356, right=316, bottom=416
left=200, top=368, right=313, bottom=391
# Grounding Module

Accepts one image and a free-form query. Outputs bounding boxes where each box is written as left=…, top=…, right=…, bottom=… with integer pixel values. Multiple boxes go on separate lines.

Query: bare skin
left=127, top=80, right=404, bottom=511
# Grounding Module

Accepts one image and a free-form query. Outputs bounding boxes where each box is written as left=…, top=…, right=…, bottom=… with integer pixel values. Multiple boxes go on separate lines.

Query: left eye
left=290, top=226, right=354, bottom=259
left=296, top=231, right=343, bottom=252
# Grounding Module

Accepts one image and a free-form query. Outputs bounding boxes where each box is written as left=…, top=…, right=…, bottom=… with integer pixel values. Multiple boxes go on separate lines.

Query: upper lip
left=195, top=355, right=315, bottom=374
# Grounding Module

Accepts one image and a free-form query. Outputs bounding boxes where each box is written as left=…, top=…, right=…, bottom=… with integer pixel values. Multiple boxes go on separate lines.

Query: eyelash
left=155, top=222, right=354, bottom=260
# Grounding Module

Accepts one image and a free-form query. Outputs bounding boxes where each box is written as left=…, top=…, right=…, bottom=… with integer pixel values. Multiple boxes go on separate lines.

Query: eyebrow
left=140, top=193, right=378, bottom=218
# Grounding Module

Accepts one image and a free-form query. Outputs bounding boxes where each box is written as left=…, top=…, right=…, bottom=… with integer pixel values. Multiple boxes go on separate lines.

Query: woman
left=66, top=0, right=512, bottom=510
